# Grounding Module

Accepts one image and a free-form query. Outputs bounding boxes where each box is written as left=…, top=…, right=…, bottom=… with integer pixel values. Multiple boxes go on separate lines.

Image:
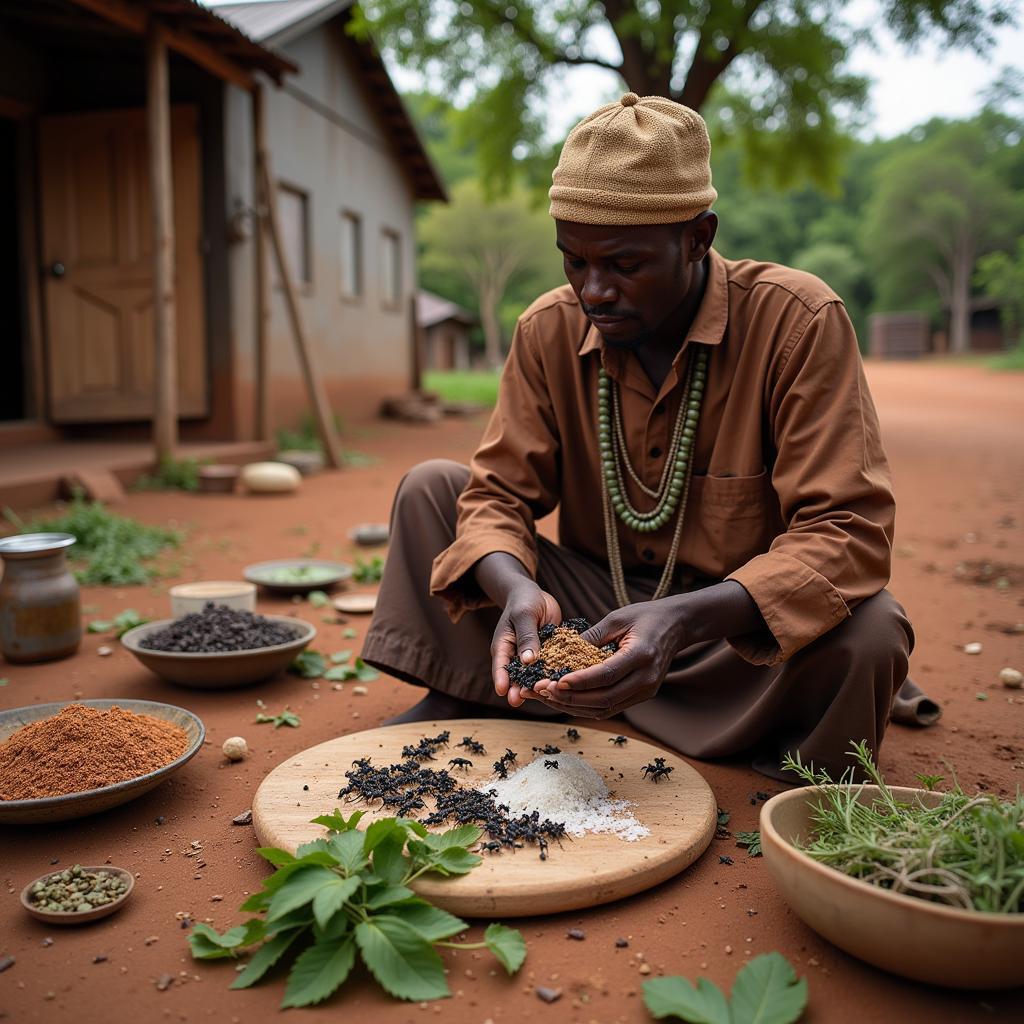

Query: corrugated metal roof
left=212, top=0, right=352, bottom=46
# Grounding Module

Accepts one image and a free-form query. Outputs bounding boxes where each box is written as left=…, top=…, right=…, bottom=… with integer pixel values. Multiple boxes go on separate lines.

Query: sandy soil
left=1, top=361, right=1021, bottom=1023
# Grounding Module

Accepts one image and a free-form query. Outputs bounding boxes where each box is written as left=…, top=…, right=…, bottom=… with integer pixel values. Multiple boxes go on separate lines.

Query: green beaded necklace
left=598, top=346, right=709, bottom=607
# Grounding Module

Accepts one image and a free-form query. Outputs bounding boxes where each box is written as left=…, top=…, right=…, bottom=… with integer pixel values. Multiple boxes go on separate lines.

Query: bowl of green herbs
left=761, top=742, right=1024, bottom=990
left=244, top=559, right=352, bottom=595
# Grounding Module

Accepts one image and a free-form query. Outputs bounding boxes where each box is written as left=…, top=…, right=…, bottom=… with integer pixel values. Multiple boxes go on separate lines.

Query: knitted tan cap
left=549, top=92, right=717, bottom=225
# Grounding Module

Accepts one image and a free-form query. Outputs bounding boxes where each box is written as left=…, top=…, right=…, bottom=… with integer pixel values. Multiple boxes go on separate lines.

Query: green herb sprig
left=353, top=556, right=385, bottom=584
left=782, top=741, right=1024, bottom=914
left=256, top=709, right=301, bottom=729
left=643, top=951, right=807, bottom=1024
left=189, top=813, right=525, bottom=1006
left=734, top=831, right=762, bottom=858
left=87, top=609, right=151, bottom=638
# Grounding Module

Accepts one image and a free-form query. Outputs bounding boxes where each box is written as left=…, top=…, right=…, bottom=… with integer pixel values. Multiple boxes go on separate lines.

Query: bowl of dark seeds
left=120, top=603, right=315, bottom=688
left=21, top=864, right=134, bottom=925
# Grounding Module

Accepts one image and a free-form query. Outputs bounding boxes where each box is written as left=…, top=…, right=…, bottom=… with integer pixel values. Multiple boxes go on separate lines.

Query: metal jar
left=0, top=533, right=82, bottom=663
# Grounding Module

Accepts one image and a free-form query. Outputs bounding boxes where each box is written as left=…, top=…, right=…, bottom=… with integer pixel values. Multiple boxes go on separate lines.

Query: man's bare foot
left=384, top=689, right=565, bottom=725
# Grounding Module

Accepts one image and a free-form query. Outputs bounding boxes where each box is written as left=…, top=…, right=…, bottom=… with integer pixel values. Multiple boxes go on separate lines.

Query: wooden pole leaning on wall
left=256, top=153, right=344, bottom=469
left=409, top=292, right=423, bottom=393
left=146, top=21, right=178, bottom=463
left=252, top=83, right=271, bottom=442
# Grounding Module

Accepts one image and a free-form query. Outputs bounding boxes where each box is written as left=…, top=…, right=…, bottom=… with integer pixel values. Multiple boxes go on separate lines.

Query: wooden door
left=39, top=107, right=207, bottom=423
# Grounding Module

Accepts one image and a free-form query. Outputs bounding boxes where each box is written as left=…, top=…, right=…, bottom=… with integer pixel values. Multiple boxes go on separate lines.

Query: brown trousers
left=362, top=460, right=914, bottom=781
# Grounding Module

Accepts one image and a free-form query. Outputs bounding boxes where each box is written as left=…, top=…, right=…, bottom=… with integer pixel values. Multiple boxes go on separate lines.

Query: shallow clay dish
left=21, top=866, right=134, bottom=925
left=120, top=616, right=315, bottom=689
left=243, top=559, right=352, bottom=594
left=332, top=593, right=377, bottom=614
left=0, top=699, right=203, bottom=825
left=761, top=785, right=1024, bottom=989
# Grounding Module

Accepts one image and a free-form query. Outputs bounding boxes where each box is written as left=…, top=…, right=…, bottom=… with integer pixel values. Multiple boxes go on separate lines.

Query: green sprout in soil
left=644, top=951, right=806, bottom=1024
left=783, top=740, right=1024, bottom=914
left=189, top=813, right=525, bottom=1006
left=5, top=494, right=182, bottom=586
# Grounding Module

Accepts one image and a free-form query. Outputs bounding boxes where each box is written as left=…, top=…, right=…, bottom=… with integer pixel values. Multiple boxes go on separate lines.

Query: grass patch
left=986, top=343, right=1024, bottom=371
left=133, top=456, right=207, bottom=492
left=423, top=370, right=501, bottom=406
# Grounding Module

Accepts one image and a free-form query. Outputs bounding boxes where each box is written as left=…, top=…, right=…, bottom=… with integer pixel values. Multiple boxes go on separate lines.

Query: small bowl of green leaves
left=761, top=742, right=1024, bottom=990
left=244, top=559, right=352, bottom=595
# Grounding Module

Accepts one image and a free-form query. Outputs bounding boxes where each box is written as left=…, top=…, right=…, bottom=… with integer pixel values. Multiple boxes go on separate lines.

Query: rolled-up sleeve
left=726, top=301, right=894, bottom=665
left=429, top=315, right=561, bottom=620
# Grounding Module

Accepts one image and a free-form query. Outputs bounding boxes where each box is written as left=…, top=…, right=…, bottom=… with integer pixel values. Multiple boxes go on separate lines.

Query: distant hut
left=417, top=290, right=477, bottom=371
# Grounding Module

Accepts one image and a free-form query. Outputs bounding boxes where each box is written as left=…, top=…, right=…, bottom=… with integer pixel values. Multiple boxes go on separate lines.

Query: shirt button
left=642, top=548, right=655, bottom=561
left=649, top=446, right=662, bottom=458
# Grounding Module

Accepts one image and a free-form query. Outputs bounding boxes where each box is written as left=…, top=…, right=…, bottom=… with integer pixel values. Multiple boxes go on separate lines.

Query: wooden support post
left=409, top=292, right=423, bottom=394
left=146, top=21, right=178, bottom=462
left=252, top=83, right=270, bottom=441
left=256, top=154, right=344, bottom=469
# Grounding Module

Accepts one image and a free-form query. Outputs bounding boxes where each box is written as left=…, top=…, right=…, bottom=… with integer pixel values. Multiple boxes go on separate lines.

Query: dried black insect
left=492, top=759, right=509, bottom=780
left=532, top=744, right=561, bottom=755
left=448, top=757, right=473, bottom=771
left=457, top=736, right=486, bottom=755
left=502, top=748, right=518, bottom=764
left=641, top=757, right=674, bottom=783
left=565, top=728, right=580, bottom=742
left=609, top=735, right=628, bottom=746
left=480, top=841, right=502, bottom=854
left=544, top=759, right=559, bottom=770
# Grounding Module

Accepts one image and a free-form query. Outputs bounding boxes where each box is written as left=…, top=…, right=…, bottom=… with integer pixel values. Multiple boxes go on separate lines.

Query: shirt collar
left=577, top=247, right=729, bottom=358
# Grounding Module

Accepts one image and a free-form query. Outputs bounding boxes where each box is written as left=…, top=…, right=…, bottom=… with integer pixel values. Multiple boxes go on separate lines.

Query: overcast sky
left=206, top=0, right=1021, bottom=139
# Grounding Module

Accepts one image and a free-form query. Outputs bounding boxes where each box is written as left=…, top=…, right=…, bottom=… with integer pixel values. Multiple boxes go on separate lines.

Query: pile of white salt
left=486, top=753, right=649, bottom=842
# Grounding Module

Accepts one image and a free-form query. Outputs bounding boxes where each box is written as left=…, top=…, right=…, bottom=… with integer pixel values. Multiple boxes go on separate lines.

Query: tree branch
left=678, top=0, right=766, bottom=109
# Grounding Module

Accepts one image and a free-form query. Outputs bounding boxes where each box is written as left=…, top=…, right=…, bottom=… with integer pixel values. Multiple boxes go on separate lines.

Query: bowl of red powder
left=0, top=699, right=204, bottom=824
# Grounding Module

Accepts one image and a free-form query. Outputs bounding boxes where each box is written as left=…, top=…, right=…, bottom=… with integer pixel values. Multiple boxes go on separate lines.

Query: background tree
left=354, top=0, right=1013, bottom=191
left=418, top=180, right=563, bottom=367
left=862, top=118, right=1022, bottom=352
left=975, top=238, right=1024, bottom=346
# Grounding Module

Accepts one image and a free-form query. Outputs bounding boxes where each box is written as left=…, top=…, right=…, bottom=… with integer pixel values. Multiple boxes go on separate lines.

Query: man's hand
left=533, top=581, right=765, bottom=719
left=491, top=583, right=563, bottom=707
left=532, top=600, right=688, bottom=718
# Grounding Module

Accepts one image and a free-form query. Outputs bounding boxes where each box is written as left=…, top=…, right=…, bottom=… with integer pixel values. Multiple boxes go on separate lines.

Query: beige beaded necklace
left=598, top=346, right=709, bottom=607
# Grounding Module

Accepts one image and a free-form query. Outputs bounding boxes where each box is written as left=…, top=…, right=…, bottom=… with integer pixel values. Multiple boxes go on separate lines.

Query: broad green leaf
left=483, top=923, right=526, bottom=974
left=312, top=809, right=365, bottom=832
left=363, top=818, right=404, bottom=854
left=643, top=976, right=731, bottom=1024
left=87, top=619, right=113, bottom=633
left=432, top=847, right=482, bottom=876
left=290, top=650, right=327, bottom=678
left=264, top=907, right=315, bottom=935
left=258, top=847, right=297, bottom=866
left=330, top=650, right=353, bottom=664
left=388, top=900, right=466, bottom=941
left=312, top=876, right=360, bottom=928
left=399, top=818, right=428, bottom=837
left=329, top=829, right=368, bottom=873
left=280, top=937, right=356, bottom=1008
left=230, top=928, right=305, bottom=989
left=315, top=911, right=353, bottom=943
left=355, top=917, right=449, bottom=1001
left=372, top=833, right=411, bottom=885
left=365, top=884, right=415, bottom=909
left=729, top=953, right=808, bottom=1024
left=295, top=838, right=332, bottom=859
left=240, top=855, right=336, bottom=912
left=266, top=866, right=339, bottom=922
left=424, top=824, right=482, bottom=851
left=324, top=666, right=355, bottom=681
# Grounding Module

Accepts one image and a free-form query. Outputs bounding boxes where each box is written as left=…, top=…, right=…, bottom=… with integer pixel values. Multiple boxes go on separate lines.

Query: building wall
left=226, top=17, right=418, bottom=437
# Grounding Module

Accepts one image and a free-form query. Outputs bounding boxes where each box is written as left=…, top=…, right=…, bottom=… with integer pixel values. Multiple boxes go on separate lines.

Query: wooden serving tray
left=252, top=718, right=717, bottom=918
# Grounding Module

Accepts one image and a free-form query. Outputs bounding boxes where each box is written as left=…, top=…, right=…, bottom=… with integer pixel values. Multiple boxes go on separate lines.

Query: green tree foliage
left=976, top=238, right=1024, bottom=344
left=353, top=0, right=1013, bottom=192
left=862, top=117, right=1022, bottom=352
left=418, top=180, right=564, bottom=365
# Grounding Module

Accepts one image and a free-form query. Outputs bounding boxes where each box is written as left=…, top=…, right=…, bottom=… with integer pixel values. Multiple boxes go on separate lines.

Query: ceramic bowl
left=169, top=580, right=256, bottom=617
left=0, top=699, right=203, bottom=824
left=21, top=865, right=134, bottom=924
left=244, top=559, right=352, bottom=594
left=760, top=785, right=1024, bottom=989
left=120, top=615, right=315, bottom=688
left=197, top=465, right=239, bottom=494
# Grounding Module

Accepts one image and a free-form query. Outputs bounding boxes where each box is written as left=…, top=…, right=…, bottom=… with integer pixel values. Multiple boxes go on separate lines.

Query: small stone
left=0, top=956, right=14, bottom=973
left=93, top=955, right=108, bottom=964
left=999, top=667, right=1022, bottom=689
left=211, top=895, right=223, bottom=902
left=567, top=929, right=585, bottom=941
left=232, top=809, right=253, bottom=826
left=353, top=686, right=369, bottom=696
left=615, top=938, right=629, bottom=948
left=222, top=737, right=249, bottom=762
left=963, top=642, right=983, bottom=655
left=638, top=963, right=652, bottom=975
left=156, top=973, right=174, bottom=991
left=331, top=682, right=343, bottom=691
left=97, top=646, right=113, bottom=657
left=154, top=816, right=166, bottom=826
left=535, top=986, right=562, bottom=1003
left=144, top=936, right=159, bottom=946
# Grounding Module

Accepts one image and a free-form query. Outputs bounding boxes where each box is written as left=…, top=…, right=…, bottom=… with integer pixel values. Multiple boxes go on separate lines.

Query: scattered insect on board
left=532, top=744, right=561, bottom=755
left=544, top=759, right=560, bottom=770
left=457, top=736, right=486, bottom=755
left=565, top=728, right=580, bottom=742
left=641, top=757, right=674, bottom=783
left=609, top=735, right=628, bottom=746
left=492, top=760, right=509, bottom=779
left=448, top=757, right=473, bottom=771
left=480, top=840, right=502, bottom=854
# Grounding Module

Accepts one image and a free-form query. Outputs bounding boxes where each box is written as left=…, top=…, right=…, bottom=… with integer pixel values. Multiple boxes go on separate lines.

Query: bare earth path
left=1, top=362, right=1021, bottom=1023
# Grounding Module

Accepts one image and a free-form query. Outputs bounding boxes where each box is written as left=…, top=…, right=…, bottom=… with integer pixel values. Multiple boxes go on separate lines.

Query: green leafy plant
left=290, top=651, right=328, bottom=679
left=6, top=495, right=182, bottom=586
left=782, top=741, right=1024, bottom=913
left=189, top=813, right=526, bottom=1006
left=256, top=709, right=301, bottom=729
left=307, top=591, right=330, bottom=608
left=643, top=952, right=806, bottom=1024
left=133, top=457, right=207, bottom=492
left=87, top=609, right=151, bottom=638
left=352, top=557, right=385, bottom=584
left=342, top=628, right=358, bottom=639
left=734, top=831, right=762, bottom=858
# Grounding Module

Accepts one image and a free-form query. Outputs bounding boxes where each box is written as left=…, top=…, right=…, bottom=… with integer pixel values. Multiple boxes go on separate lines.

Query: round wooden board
left=252, top=719, right=717, bottom=918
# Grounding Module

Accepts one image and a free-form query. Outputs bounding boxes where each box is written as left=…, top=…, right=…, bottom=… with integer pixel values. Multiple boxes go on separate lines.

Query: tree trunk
left=948, top=242, right=974, bottom=354
left=479, top=283, right=503, bottom=369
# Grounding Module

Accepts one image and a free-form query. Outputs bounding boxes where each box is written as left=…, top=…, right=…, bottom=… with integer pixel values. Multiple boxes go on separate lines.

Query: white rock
left=222, top=736, right=249, bottom=761
left=963, top=642, right=983, bottom=655
left=999, top=667, right=1023, bottom=689
left=241, top=461, right=301, bottom=494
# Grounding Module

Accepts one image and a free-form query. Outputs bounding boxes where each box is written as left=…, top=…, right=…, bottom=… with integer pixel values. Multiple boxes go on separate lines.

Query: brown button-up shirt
left=430, top=248, right=894, bottom=667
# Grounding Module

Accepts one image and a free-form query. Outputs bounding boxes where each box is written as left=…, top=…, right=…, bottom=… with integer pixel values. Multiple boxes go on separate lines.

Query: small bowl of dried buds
left=21, top=864, right=134, bottom=924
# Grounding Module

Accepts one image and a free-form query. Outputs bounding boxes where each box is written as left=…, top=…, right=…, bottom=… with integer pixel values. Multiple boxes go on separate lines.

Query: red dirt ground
left=1, top=361, right=1022, bottom=1023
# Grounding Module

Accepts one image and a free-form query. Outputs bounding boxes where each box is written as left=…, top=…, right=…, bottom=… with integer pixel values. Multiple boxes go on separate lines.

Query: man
left=363, top=92, right=918, bottom=780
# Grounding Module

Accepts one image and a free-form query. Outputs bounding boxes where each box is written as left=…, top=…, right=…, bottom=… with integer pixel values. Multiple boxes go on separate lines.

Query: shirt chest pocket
left=682, top=470, right=779, bottom=575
